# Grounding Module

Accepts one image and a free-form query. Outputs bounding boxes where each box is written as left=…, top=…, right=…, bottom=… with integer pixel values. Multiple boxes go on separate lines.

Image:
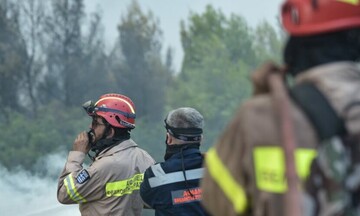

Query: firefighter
left=57, top=93, right=155, bottom=216
left=201, top=0, right=360, bottom=215
left=140, top=107, right=210, bottom=216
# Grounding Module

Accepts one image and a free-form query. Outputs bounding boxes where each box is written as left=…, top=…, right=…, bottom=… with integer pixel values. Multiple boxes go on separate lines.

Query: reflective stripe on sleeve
left=151, top=164, right=166, bottom=177
left=148, top=168, right=204, bottom=188
left=106, top=173, right=144, bottom=197
left=253, top=146, right=317, bottom=193
left=63, top=174, right=87, bottom=203
left=206, top=148, right=248, bottom=214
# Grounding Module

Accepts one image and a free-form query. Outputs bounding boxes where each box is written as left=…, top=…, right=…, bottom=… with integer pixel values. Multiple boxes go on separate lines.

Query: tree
left=253, top=21, right=284, bottom=64
left=0, top=101, right=89, bottom=171
left=39, top=0, right=84, bottom=105
left=78, top=10, right=112, bottom=101
left=0, top=0, right=112, bottom=172
left=171, top=5, right=282, bottom=146
left=180, top=5, right=257, bottom=71
left=112, top=0, right=171, bottom=121
left=38, top=0, right=109, bottom=106
left=0, top=0, right=27, bottom=122
left=17, top=0, right=46, bottom=118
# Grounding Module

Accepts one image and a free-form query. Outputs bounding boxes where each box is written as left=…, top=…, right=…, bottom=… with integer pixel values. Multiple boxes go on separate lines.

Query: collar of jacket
left=166, top=144, right=201, bottom=160
left=95, top=139, right=138, bottom=160
left=295, top=61, right=359, bottom=84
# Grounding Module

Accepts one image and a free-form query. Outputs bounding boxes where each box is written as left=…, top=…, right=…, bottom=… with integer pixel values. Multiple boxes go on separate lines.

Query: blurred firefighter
left=201, top=0, right=360, bottom=215
left=57, top=93, right=155, bottom=216
left=140, top=107, right=210, bottom=216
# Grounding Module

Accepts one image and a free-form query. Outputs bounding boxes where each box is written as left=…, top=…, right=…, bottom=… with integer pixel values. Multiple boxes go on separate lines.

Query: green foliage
left=180, top=6, right=257, bottom=70
left=169, top=47, right=252, bottom=147
left=0, top=102, right=89, bottom=170
left=253, top=21, right=284, bottom=64
left=113, top=0, right=172, bottom=122
left=0, top=0, right=28, bottom=120
left=39, top=0, right=109, bottom=107
left=131, top=118, right=165, bottom=162
left=169, top=5, right=283, bottom=147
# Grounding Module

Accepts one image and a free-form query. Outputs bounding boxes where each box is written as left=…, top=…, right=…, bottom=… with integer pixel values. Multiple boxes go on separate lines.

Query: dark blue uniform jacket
left=140, top=147, right=209, bottom=216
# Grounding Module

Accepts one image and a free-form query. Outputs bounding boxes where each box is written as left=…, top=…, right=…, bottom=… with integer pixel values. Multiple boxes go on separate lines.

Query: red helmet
left=281, top=0, right=360, bottom=36
left=83, top=93, right=136, bottom=129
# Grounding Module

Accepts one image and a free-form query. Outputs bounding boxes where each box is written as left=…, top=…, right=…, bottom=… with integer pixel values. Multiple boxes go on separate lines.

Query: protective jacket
left=201, top=62, right=360, bottom=216
left=57, top=139, right=155, bottom=216
left=140, top=145, right=209, bottom=216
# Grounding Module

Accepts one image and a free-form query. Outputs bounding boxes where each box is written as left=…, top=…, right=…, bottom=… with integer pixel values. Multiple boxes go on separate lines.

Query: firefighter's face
left=90, top=117, right=107, bottom=141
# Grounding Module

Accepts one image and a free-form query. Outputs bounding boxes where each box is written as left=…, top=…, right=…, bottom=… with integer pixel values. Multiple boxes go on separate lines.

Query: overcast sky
left=84, top=0, right=284, bottom=71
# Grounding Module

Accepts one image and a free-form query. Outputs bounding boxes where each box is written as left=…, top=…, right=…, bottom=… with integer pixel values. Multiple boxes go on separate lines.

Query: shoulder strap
left=289, top=82, right=347, bottom=141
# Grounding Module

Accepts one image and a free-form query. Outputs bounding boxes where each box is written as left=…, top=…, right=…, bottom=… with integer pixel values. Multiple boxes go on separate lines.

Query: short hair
left=165, top=107, right=204, bottom=129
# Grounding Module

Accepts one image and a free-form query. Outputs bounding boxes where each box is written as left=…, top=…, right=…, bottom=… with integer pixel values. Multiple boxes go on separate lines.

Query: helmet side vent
left=115, top=115, right=121, bottom=124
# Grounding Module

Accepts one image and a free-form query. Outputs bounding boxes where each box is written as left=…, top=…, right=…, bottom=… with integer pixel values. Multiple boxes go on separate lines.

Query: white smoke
left=0, top=153, right=154, bottom=216
left=0, top=153, right=80, bottom=216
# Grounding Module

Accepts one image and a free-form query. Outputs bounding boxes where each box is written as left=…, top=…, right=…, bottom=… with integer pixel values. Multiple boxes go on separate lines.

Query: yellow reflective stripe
left=336, top=0, right=360, bottom=5
left=63, top=174, right=87, bottom=203
left=253, top=147, right=286, bottom=193
left=106, top=173, right=144, bottom=197
left=295, top=149, right=317, bottom=180
left=95, top=97, right=135, bottom=114
left=253, top=146, right=317, bottom=193
left=206, top=148, right=248, bottom=214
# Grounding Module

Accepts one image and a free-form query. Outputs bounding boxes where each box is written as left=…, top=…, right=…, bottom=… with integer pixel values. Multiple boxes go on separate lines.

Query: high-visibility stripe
left=151, top=164, right=166, bottom=177
left=336, top=0, right=360, bottom=5
left=95, top=97, right=135, bottom=114
left=63, top=174, right=87, bottom=203
left=148, top=168, right=204, bottom=188
left=295, top=148, right=317, bottom=180
left=206, top=148, right=248, bottom=214
left=253, top=146, right=317, bottom=193
left=106, top=173, right=144, bottom=197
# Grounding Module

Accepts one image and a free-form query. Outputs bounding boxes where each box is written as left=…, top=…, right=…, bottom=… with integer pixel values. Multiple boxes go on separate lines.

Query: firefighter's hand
left=251, top=62, right=286, bottom=95
left=72, top=131, right=91, bottom=153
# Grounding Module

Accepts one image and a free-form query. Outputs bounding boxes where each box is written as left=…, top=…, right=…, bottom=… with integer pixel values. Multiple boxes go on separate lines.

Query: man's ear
left=166, top=132, right=172, bottom=145
left=106, top=127, right=115, bottom=138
